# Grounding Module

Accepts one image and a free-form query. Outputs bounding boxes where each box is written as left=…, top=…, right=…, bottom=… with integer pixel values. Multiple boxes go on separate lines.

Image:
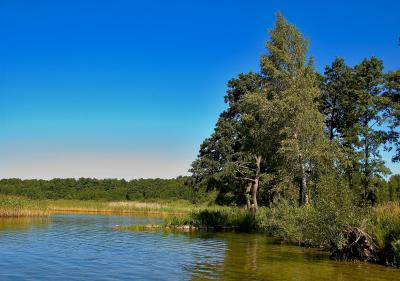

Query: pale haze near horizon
left=1, top=147, right=191, bottom=180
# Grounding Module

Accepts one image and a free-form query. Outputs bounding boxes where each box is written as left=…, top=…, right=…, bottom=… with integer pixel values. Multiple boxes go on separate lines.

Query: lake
left=0, top=214, right=399, bottom=280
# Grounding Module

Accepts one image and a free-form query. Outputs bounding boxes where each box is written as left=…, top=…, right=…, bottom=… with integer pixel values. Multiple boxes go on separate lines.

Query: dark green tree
left=320, top=58, right=361, bottom=189
left=189, top=72, right=264, bottom=207
left=384, top=70, right=400, bottom=162
left=353, top=57, right=391, bottom=203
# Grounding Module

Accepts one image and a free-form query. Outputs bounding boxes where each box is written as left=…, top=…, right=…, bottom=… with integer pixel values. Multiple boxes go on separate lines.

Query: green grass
left=0, top=195, right=49, bottom=217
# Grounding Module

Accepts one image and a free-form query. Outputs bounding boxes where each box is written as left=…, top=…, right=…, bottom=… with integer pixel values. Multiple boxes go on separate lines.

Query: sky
left=0, top=0, right=399, bottom=179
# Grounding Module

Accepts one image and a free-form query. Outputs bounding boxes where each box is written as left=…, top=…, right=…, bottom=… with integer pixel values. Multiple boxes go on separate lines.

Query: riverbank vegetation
left=47, top=199, right=207, bottom=215
left=0, top=195, right=49, bottom=217
left=162, top=201, right=399, bottom=266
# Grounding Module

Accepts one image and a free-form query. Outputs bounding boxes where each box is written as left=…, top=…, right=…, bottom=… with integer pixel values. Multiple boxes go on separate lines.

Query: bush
left=303, top=185, right=364, bottom=249
left=257, top=199, right=305, bottom=243
left=165, top=207, right=259, bottom=232
left=369, top=202, right=400, bottom=266
left=255, top=182, right=364, bottom=250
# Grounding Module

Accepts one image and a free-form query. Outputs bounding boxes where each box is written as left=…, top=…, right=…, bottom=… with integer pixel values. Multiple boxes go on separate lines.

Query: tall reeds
left=0, top=195, right=49, bottom=217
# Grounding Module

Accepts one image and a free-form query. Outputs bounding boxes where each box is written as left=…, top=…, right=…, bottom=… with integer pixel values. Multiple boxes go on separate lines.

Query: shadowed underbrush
left=164, top=207, right=258, bottom=231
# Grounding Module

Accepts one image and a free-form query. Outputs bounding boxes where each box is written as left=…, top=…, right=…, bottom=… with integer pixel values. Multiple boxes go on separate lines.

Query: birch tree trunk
left=245, top=182, right=252, bottom=210
left=301, top=162, right=309, bottom=205
left=251, top=155, right=262, bottom=212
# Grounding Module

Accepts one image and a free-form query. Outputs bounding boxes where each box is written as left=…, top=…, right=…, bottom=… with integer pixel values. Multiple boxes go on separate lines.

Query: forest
left=0, top=177, right=192, bottom=201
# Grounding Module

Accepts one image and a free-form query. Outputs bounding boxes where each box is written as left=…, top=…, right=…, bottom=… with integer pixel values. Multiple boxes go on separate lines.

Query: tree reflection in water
left=183, top=232, right=400, bottom=281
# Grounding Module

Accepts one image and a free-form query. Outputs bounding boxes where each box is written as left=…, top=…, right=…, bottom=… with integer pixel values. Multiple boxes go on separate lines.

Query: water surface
left=0, top=214, right=399, bottom=281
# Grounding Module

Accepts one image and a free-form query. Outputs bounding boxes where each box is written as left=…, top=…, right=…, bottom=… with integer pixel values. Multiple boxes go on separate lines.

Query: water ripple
left=0, top=214, right=399, bottom=281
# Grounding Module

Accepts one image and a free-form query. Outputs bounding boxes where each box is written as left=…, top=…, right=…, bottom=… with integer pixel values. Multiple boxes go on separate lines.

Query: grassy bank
left=46, top=199, right=207, bottom=215
left=1, top=196, right=211, bottom=216
left=0, top=195, right=49, bottom=217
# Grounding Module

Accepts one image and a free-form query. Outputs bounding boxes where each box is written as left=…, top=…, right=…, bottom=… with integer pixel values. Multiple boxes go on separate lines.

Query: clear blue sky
left=0, top=0, right=399, bottom=179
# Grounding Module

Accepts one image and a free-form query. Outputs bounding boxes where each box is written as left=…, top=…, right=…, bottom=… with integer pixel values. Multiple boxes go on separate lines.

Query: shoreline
left=49, top=208, right=188, bottom=216
left=1, top=197, right=399, bottom=268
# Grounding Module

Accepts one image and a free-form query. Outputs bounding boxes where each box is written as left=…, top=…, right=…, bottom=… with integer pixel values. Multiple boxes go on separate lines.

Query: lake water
left=0, top=214, right=399, bottom=281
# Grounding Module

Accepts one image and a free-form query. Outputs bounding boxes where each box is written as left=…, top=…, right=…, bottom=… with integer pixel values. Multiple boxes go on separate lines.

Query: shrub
left=256, top=183, right=363, bottom=249
left=164, top=207, right=259, bottom=232
left=303, top=185, right=364, bottom=249
left=370, top=202, right=400, bottom=266
left=257, top=199, right=305, bottom=243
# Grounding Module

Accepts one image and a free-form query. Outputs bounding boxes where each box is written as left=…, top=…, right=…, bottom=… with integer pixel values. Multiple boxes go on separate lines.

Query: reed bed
left=0, top=195, right=49, bottom=217
left=371, top=202, right=400, bottom=246
left=375, top=202, right=400, bottom=219
left=47, top=199, right=209, bottom=215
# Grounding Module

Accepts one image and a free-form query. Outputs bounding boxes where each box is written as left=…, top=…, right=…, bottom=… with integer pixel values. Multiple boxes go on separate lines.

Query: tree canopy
left=189, top=13, right=399, bottom=209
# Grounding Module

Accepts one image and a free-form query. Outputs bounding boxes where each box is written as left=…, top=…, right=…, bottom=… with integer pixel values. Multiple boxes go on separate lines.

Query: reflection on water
left=0, top=214, right=399, bottom=281
left=0, top=217, right=50, bottom=231
left=189, top=233, right=400, bottom=281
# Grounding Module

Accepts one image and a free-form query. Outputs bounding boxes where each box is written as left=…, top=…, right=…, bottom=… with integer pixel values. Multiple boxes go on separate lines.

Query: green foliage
left=384, top=70, right=400, bottom=162
left=189, top=72, right=265, bottom=207
left=189, top=12, right=342, bottom=209
left=0, top=177, right=197, bottom=202
left=391, top=239, right=400, bottom=266
left=320, top=57, right=356, bottom=141
left=388, top=175, right=400, bottom=201
left=320, top=56, right=395, bottom=205
left=192, top=208, right=259, bottom=231
left=189, top=12, right=399, bottom=209
left=257, top=200, right=305, bottom=242
left=163, top=215, right=198, bottom=228
left=165, top=207, right=259, bottom=232
left=369, top=203, right=400, bottom=266
left=303, top=185, right=363, bottom=249
left=251, top=174, right=363, bottom=249
left=376, top=175, right=400, bottom=203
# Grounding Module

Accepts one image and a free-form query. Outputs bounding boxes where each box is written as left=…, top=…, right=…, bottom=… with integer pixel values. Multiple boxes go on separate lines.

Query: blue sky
left=0, top=0, right=399, bottom=179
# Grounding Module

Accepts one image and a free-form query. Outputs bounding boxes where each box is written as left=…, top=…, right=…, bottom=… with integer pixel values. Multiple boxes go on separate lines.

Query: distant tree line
left=0, top=177, right=194, bottom=201
left=188, top=13, right=400, bottom=210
